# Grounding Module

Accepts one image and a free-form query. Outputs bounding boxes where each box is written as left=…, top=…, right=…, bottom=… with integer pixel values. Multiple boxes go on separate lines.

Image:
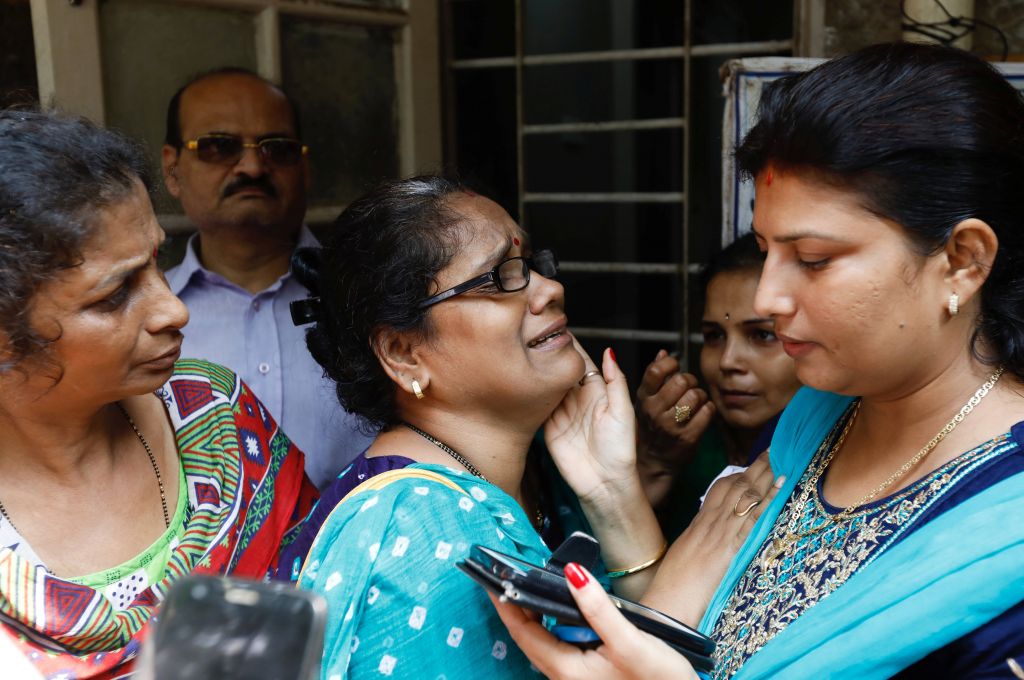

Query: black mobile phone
left=137, top=575, right=327, bottom=680
left=457, top=542, right=716, bottom=673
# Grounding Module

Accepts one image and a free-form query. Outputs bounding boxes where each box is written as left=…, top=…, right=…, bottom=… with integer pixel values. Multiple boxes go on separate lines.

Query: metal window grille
left=444, top=1, right=793, bottom=371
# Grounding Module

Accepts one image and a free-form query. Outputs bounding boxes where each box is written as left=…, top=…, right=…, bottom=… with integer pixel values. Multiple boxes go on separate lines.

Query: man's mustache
left=222, top=175, right=278, bottom=198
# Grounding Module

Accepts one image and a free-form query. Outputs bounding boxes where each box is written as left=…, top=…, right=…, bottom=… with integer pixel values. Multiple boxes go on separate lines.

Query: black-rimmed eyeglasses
left=184, top=134, right=309, bottom=166
left=419, top=249, right=559, bottom=309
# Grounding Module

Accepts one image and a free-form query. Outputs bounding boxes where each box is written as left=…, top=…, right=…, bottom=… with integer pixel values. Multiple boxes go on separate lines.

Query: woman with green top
left=0, top=110, right=317, bottom=679
left=637, top=234, right=801, bottom=536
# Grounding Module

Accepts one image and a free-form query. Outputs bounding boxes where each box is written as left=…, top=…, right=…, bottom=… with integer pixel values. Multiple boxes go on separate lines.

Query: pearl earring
left=948, top=293, right=959, bottom=317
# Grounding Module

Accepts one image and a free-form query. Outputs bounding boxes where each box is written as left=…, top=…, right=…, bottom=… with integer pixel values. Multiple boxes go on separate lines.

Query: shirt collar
left=165, top=224, right=320, bottom=297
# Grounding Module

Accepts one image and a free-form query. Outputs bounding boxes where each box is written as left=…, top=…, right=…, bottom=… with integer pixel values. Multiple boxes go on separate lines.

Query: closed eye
left=797, top=257, right=830, bottom=270
left=92, top=282, right=132, bottom=311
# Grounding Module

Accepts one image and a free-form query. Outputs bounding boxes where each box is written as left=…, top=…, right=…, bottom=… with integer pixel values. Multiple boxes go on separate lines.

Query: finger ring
left=733, top=497, right=761, bottom=518
left=578, top=370, right=602, bottom=386
left=674, top=403, right=692, bottom=424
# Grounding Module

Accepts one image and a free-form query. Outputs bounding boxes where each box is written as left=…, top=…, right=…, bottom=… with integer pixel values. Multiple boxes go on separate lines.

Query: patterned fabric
left=698, top=387, right=1024, bottom=680
left=709, top=403, right=1015, bottom=678
left=0, top=359, right=318, bottom=680
left=2, top=466, right=190, bottom=613
left=276, top=453, right=414, bottom=583
left=165, top=227, right=374, bottom=489
left=299, top=463, right=548, bottom=679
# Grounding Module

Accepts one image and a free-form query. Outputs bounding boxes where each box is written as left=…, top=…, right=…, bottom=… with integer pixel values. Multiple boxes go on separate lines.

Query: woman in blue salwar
left=495, top=42, right=1024, bottom=679
left=283, top=178, right=778, bottom=679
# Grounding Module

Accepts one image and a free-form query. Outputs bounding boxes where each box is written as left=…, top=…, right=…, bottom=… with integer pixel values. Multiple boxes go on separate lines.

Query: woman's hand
left=544, top=340, right=637, bottom=507
left=635, top=352, right=716, bottom=508
left=492, top=562, right=699, bottom=680
left=642, top=451, right=783, bottom=626
left=545, top=340, right=664, bottom=598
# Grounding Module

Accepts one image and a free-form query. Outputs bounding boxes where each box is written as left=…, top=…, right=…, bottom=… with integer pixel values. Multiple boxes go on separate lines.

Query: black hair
left=700, top=232, right=764, bottom=294
left=164, top=67, right=303, bottom=147
left=0, top=108, right=152, bottom=369
left=736, top=42, right=1024, bottom=380
left=292, top=175, right=469, bottom=432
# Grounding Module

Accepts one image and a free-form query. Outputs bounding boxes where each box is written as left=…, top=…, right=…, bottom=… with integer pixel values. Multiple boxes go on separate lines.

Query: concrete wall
left=824, top=0, right=1024, bottom=58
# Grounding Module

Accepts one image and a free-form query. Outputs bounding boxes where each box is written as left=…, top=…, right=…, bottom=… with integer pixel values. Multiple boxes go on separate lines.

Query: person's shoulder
left=333, top=468, right=473, bottom=517
left=313, top=469, right=492, bottom=544
left=167, top=358, right=241, bottom=400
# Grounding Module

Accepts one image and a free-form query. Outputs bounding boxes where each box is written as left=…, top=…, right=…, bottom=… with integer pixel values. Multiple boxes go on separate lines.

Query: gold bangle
left=606, top=542, right=668, bottom=579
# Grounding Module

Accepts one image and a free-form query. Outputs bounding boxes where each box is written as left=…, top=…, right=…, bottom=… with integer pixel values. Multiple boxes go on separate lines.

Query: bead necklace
left=0, top=404, right=170, bottom=535
left=403, top=421, right=488, bottom=481
left=118, top=403, right=171, bottom=529
left=401, top=421, right=546, bottom=530
left=762, top=367, right=1004, bottom=569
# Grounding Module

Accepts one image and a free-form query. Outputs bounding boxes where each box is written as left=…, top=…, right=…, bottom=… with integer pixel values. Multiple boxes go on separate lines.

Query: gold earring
left=411, top=379, right=425, bottom=399
left=948, top=293, right=959, bottom=317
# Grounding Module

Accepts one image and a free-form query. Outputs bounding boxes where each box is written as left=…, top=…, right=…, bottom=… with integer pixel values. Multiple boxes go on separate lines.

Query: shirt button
left=258, top=362, right=271, bottom=375
left=252, top=300, right=261, bottom=311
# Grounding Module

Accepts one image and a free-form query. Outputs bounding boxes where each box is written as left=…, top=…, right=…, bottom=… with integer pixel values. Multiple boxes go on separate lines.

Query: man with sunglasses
left=162, top=68, right=371, bottom=489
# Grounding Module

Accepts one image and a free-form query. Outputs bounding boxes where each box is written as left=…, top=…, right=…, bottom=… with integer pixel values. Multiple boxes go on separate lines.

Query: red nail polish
left=608, top=348, right=617, bottom=363
left=565, top=562, right=589, bottom=588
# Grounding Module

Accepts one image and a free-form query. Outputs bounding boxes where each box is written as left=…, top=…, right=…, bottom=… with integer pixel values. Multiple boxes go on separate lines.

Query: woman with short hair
left=0, top=109, right=317, bottom=679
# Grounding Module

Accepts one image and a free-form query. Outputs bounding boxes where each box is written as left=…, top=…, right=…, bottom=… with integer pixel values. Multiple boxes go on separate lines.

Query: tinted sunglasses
left=184, top=134, right=309, bottom=166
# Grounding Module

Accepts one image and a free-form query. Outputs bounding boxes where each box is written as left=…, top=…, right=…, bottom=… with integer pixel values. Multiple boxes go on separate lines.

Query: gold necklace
left=762, top=367, right=1004, bottom=569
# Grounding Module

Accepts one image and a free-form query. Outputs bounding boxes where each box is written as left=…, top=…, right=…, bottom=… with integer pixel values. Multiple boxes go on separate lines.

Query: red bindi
left=765, top=170, right=774, bottom=186
left=513, top=237, right=521, bottom=246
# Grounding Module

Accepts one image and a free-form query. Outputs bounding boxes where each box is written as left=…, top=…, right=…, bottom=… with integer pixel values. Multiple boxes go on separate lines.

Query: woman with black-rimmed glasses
left=279, top=176, right=776, bottom=679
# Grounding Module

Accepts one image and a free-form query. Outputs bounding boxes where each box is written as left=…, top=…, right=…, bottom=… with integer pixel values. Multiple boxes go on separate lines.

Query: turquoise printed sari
left=699, top=387, right=1024, bottom=679
left=298, top=463, right=548, bottom=679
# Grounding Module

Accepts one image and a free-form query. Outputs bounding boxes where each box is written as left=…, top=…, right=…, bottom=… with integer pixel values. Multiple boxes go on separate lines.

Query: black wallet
left=456, top=531, right=715, bottom=673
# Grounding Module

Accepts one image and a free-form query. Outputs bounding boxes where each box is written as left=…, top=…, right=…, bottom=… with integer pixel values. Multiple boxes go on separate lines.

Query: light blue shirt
left=165, top=226, right=374, bottom=489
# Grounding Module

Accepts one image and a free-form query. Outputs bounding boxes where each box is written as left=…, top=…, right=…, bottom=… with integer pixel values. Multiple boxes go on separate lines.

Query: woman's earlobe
left=943, top=218, right=999, bottom=297
left=374, top=329, right=431, bottom=398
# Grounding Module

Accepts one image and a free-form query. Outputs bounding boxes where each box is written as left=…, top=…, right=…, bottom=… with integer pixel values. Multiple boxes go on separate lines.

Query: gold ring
left=578, top=370, right=602, bottom=386
left=674, top=403, right=692, bottom=424
left=733, top=497, right=761, bottom=518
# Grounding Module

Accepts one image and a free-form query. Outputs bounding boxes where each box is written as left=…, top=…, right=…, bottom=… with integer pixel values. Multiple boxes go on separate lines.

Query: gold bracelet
left=606, top=542, right=668, bottom=579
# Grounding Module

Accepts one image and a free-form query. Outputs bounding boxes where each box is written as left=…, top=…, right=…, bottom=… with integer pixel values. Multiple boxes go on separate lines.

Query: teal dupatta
left=699, top=387, right=1024, bottom=679
left=298, top=463, right=548, bottom=679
